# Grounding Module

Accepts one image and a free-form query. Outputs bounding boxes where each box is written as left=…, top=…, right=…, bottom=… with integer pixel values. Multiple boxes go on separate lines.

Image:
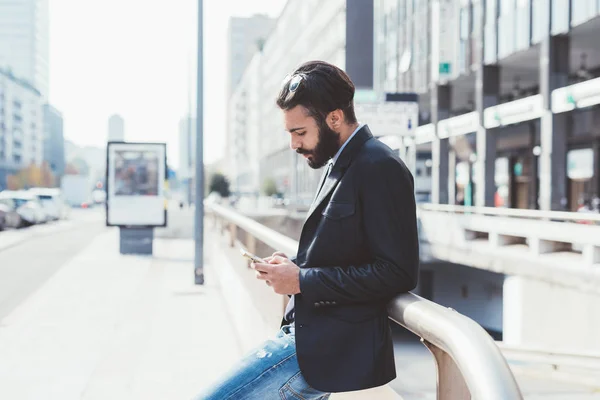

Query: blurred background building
left=179, top=115, right=196, bottom=204
left=226, top=0, right=600, bottom=214
left=0, top=0, right=50, bottom=100
left=227, top=14, right=276, bottom=96
left=107, top=114, right=125, bottom=142
left=0, top=68, right=44, bottom=191
left=228, top=0, right=376, bottom=206
left=43, top=104, right=66, bottom=182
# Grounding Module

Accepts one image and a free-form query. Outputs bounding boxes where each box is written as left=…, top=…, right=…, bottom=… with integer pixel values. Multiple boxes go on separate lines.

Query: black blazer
left=290, top=125, right=419, bottom=393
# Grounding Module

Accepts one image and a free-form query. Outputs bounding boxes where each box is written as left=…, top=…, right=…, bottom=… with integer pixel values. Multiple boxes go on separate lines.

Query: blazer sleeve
left=298, top=157, right=419, bottom=305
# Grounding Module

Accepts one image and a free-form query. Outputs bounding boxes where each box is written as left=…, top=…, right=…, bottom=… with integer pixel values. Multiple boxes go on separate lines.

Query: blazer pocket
left=323, top=303, right=385, bottom=323
left=322, top=201, right=355, bottom=220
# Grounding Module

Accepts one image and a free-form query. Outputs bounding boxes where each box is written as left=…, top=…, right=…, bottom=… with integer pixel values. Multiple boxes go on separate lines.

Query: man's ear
left=327, top=109, right=344, bottom=130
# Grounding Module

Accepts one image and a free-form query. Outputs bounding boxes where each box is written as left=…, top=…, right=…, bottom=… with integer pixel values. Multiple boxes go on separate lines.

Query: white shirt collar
left=331, top=123, right=364, bottom=166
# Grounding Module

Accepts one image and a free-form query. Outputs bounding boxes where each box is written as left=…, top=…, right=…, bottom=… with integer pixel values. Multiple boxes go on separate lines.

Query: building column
left=539, top=35, right=570, bottom=211
left=431, top=84, right=451, bottom=204
left=475, top=66, right=500, bottom=207
left=448, top=149, right=457, bottom=205
left=593, top=139, right=600, bottom=201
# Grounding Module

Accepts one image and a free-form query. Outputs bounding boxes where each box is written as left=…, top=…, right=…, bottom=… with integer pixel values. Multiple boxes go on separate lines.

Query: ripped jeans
left=193, top=324, right=330, bottom=400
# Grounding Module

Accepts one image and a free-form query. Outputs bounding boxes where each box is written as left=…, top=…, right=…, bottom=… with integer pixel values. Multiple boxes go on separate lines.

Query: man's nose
left=290, top=137, right=301, bottom=150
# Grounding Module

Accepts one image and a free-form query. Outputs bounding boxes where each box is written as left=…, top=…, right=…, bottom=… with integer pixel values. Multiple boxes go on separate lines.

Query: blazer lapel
left=307, top=165, right=341, bottom=217
left=305, top=125, right=373, bottom=220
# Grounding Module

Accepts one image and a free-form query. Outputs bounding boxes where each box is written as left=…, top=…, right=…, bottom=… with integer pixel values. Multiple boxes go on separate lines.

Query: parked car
left=0, top=198, right=22, bottom=230
left=29, top=188, right=69, bottom=221
left=0, top=191, right=48, bottom=226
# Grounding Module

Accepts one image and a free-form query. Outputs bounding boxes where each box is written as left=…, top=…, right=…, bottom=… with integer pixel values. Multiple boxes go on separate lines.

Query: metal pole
left=194, top=0, right=205, bottom=285
left=187, top=52, right=193, bottom=207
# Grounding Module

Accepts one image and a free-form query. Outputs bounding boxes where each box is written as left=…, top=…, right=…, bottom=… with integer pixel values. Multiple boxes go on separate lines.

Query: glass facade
left=497, top=4, right=515, bottom=58
left=531, top=0, right=550, bottom=44
left=376, top=0, right=433, bottom=94
left=514, top=0, right=531, bottom=51
left=571, top=0, right=598, bottom=26
left=551, top=0, right=570, bottom=34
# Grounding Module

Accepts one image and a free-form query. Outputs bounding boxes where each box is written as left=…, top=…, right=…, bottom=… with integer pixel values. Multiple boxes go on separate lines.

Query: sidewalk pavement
left=0, top=225, right=400, bottom=400
left=0, top=228, right=240, bottom=400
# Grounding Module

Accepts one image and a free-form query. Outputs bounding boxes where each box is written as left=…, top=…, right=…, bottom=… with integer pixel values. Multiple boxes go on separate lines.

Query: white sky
left=48, top=0, right=286, bottom=167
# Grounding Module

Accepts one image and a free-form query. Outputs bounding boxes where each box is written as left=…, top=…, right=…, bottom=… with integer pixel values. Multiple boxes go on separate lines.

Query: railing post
left=423, top=340, right=471, bottom=400
left=229, top=223, right=236, bottom=247
left=247, top=233, right=257, bottom=255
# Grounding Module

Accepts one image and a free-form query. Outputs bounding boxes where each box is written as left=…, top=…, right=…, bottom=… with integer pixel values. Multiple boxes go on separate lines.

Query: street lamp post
left=194, top=0, right=205, bottom=285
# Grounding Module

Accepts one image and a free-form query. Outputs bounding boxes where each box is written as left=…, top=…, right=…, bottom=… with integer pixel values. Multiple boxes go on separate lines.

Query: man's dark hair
left=276, top=61, right=357, bottom=125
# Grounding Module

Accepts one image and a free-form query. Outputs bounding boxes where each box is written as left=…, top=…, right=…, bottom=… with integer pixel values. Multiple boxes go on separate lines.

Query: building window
left=500, top=0, right=516, bottom=15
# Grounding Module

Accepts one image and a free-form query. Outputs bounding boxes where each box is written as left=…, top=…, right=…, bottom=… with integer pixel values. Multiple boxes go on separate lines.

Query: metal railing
left=417, top=203, right=600, bottom=266
left=419, top=203, right=600, bottom=223
left=208, top=203, right=524, bottom=400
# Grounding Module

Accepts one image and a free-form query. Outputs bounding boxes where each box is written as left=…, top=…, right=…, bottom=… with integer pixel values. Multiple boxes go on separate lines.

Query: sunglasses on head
left=282, top=73, right=307, bottom=102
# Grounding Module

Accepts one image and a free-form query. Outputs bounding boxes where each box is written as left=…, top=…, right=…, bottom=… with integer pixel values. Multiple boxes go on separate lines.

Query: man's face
left=283, top=106, right=340, bottom=169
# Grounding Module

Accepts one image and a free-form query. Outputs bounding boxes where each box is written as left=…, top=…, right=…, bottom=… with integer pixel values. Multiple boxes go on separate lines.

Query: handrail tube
left=419, top=203, right=600, bottom=223
left=209, top=203, right=298, bottom=255
left=208, top=203, right=524, bottom=399
left=388, top=294, right=522, bottom=399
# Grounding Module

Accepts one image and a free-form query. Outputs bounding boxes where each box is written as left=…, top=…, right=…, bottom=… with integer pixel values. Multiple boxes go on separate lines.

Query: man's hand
left=263, top=251, right=288, bottom=263
left=252, top=256, right=300, bottom=295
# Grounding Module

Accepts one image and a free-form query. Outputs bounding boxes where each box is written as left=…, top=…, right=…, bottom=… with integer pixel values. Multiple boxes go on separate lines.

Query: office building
left=107, top=114, right=125, bottom=142
left=179, top=116, right=196, bottom=203
left=0, top=68, right=44, bottom=190
left=43, top=104, right=65, bottom=180
left=0, top=0, right=50, bottom=99
left=377, top=0, right=600, bottom=211
left=228, top=14, right=276, bottom=96
left=229, top=0, right=376, bottom=205
left=229, top=55, right=262, bottom=195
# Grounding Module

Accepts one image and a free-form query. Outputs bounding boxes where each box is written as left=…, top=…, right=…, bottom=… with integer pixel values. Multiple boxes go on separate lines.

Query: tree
left=41, top=162, right=56, bottom=187
left=6, top=163, right=55, bottom=189
left=209, top=173, right=230, bottom=197
left=262, top=178, right=279, bottom=197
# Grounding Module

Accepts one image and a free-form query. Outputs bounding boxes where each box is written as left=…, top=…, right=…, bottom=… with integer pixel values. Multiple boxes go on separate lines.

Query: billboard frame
left=105, top=141, right=168, bottom=228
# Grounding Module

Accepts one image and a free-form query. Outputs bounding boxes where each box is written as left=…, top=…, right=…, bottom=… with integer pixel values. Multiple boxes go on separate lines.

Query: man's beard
left=296, top=123, right=340, bottom=169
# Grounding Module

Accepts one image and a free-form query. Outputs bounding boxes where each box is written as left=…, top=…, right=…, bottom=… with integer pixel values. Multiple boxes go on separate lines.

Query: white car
left=0, top=191, right=47, bottom=226
left=28, top=188, right=69, bottom=221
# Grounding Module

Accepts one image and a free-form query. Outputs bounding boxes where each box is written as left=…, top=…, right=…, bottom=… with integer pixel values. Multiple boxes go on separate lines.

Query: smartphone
left=240, top=248, right=265, bottom=264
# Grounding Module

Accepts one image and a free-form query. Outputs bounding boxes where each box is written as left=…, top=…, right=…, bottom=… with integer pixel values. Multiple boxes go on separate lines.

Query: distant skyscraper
left=43, top=104, right=65, bottom=180
left=227, top=14, right=275, bottom=96
left=0, top=0, right=50, bottom=98
left=107, top=114, right=125, bottom=142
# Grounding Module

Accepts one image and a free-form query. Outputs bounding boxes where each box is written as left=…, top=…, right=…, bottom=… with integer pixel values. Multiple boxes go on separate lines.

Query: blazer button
left=314, top=302, right=321, bottom=308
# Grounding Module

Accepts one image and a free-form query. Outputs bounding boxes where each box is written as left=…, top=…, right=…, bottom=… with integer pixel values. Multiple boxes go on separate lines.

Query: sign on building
left=431, top=0, right=456, bottom=83
left=106, top=142, right=167, bottom=227
left=354, top=92, right=419, bottom=137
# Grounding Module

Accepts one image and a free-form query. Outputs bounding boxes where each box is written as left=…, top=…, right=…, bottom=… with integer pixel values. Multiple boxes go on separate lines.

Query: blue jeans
left=194, top=324, right=330, bottom=400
